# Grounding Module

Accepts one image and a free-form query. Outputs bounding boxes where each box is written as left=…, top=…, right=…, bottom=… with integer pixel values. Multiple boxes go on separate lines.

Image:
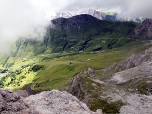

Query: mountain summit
left=51, top=9, right=144, bottom=22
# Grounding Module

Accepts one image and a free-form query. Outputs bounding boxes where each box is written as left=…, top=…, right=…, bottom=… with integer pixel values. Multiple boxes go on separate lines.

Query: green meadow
left=0, top=41, right=151, bottom=92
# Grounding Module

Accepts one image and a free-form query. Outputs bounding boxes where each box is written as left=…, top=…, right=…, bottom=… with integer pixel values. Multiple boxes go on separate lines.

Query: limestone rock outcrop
left=59, top=67, right=99, bottom=106
left=0, top=88, right=28, bottom=113
left=129, top=18, right=152, bottom=39
left=59, top=67, right=111, bottom=112
left=119, top=94, right=152, bottom=114
left=101, top=47, right=152, bottom=80
left=25, top=90, right=102, bottom=114
left=111, top=61, right=152, bottom=84
left=103, top=47, right=152, bottom=84
left=0, top=89, right=102, bottom=114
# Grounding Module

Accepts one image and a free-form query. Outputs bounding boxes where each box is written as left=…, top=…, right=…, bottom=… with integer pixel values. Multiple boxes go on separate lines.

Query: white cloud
left=60, top=0, right=152, bottom=18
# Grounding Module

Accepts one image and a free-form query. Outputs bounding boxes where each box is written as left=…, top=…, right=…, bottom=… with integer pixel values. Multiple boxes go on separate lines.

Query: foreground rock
left=120, top=94, right=152, bottom=114
left=0, top=88, right=28, bottom=113
left=0, top=89, right=102, bottom=114
left=25, top=90, right=102, bottom=114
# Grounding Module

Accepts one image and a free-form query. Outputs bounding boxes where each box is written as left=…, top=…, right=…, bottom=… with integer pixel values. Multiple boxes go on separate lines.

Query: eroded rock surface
left=120, top=94, right=152, bottom=114
left=59, top=67, right=101, bottom=107
left=0, top=88, right=28, bottom=113
left=105, top=47, right=152, bottom=84
left=0, top=89, right=102, bottom=114
left=59, top=67, right=125, bottom=113
left=15, top=85, right=33, bottom=97
left=25, top=90, right=102, bottom=114
left=129, top=18, right=152, bottom=39
left=102, top=47, right=152, bottom=80
left=110, top=61, right=152, bottom=84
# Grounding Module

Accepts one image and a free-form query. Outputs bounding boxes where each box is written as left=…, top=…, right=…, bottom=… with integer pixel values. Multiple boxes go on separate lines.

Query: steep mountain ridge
left=101, top=47, right=152, bottom=80
left=129, top=18, right=152, bottom=39
left=53, top=9, right=113, bottom=21
left=52, top=9, right=144, bottom=22
left=50, top=14, right=137, bottom=52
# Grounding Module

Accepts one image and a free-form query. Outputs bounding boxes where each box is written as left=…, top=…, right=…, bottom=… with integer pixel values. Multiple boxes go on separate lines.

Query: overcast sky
left=0, top=0, right=151, bottom=53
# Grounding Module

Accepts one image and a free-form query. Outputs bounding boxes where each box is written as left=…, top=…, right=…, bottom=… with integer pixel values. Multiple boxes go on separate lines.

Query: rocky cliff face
left=0, top=88, right=28, bottom=113
left=101, top=47, right=152, bottom=80
left=59, top=67, right=100, bottom=103
left=59, top=67, right=99, bottom=106
left=59, top=67, right=126, bottom=113
left=103, top=47, right=152, bottom=95
left=100, top=47, right=152, bottom=84
left=0, top=89, right=102, bottom=114
left=129, top=19, right=152, bottom=39
left=111, top=61, right=152, bottom=84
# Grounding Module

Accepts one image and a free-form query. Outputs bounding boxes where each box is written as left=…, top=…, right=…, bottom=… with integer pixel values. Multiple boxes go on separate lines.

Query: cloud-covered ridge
left=0, top=0, right=151, bottom=53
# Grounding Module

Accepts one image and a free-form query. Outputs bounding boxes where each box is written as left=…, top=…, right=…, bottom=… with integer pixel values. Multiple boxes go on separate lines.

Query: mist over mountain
left=0, top=0, right=151, bottom=54
left=1, top=14, right=152, bottom=69
left=51, top=9, right=144, bottom=22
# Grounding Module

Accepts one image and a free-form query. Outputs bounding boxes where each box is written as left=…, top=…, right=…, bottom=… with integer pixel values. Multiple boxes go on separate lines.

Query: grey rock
left=15, top=90, right=30, bottom=98
left=15, top=85, right=33, bottom=97
left=111, top=61, right=152, bottom=84
left=120, top=94, right=152, bottom=114
left=0, top=89, right=28, bottom=113
left=105, top=47, right=152, bottom=84
left=101, top=47, right=152, bottom=80
left=0, top=89, right=20, bottom=102
left=0, top=88, right=102, bottom=114
left=59, top=67, right=103, bottom=109
left=24, top=90, right=102, bottom=114
left=129, top=18, right=152, bottom=39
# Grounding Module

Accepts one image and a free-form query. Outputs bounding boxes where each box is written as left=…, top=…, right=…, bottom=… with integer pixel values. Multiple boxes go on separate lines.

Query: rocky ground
left=59, top=46, right=152, bottom=113
left=0, top=89, right=102, bottom=114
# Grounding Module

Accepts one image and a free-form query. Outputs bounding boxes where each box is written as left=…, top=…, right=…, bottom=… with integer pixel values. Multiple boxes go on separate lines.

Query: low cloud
left=0, top=0, right=56, bottom=53
left=61, top=0, right=152, bottom=19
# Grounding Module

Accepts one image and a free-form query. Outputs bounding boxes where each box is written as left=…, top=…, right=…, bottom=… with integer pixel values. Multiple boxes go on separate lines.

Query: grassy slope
left=50, top=15, right=138, bottom=52
left=0, top=41, right=151, bottom=92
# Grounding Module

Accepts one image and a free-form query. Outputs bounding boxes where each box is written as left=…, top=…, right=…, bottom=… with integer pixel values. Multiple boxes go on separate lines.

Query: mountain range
left=51, top=9, right=145, bottom=22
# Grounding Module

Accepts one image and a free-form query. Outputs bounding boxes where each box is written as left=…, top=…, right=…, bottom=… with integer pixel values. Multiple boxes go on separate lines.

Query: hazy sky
left=0, top=0, right=151, bottom=53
